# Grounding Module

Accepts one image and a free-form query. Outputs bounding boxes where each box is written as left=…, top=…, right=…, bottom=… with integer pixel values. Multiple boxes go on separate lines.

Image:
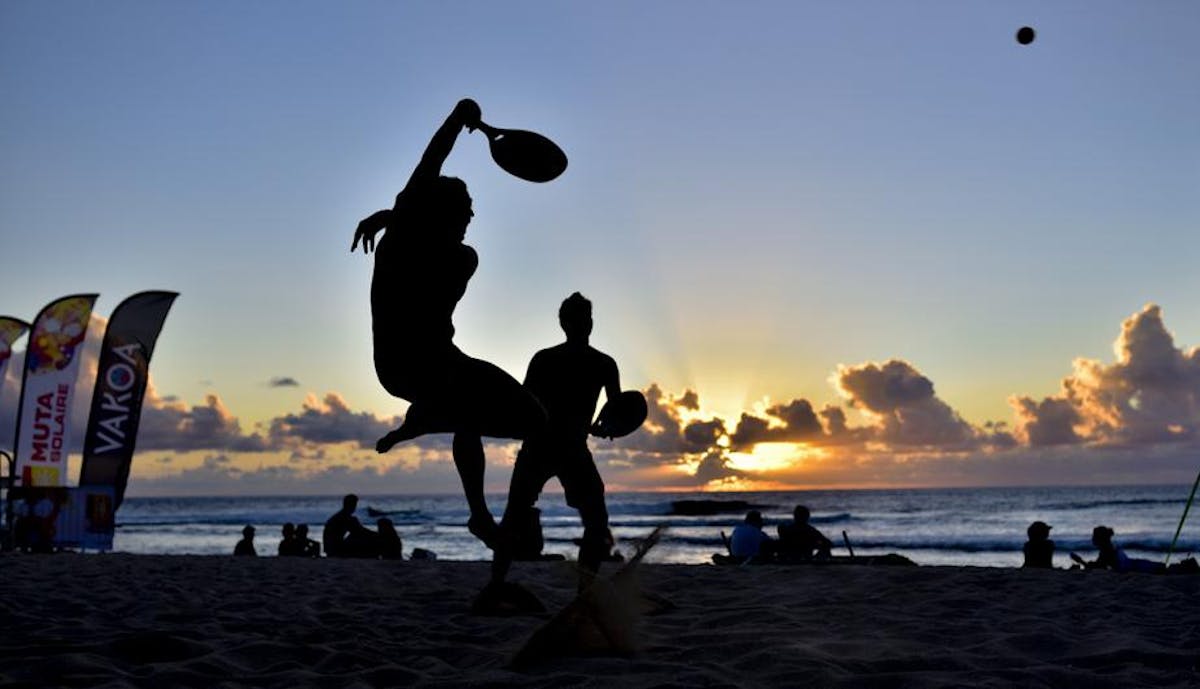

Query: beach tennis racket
left=591, top=390, right=648, bottom=439
left=475, top=121, right=567, bottom=182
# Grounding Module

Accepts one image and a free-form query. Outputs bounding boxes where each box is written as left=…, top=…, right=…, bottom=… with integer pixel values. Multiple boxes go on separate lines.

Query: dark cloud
left=267, top=393, right=400, bottom=450
left=730, top=399, right=825, bottom=449
left=836, top=359, right=977, bottom=447
left=682, top=419, right=727, bottom=453
left=268, top=377, right=300, bottom=388
left=138, top=389, right=269, bottom=452
left=692, top=450, right=742, bottom=484
left=1010, top=397, right=1082, bottom=446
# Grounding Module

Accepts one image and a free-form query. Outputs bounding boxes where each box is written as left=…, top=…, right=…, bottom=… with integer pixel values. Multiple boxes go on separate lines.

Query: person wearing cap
left=729, top=510, right=775, bottom=561
left=234, top=525, right=257, bottom=556
left=1022, top=521, right=1054, bottom=568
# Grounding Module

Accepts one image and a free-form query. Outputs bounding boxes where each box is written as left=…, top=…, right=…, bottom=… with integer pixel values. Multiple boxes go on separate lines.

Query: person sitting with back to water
left=730, top=510, right=775, bottom=562
left=323, top=494, right=379, bottom=558
left=488, top=293, right=622, bottom=594
left=278, top=522, right=300, bottom=557
left=234, top=525, right=257, bottom=556
left=1070, top=525, right=1163, bottom=573
left=1022, top=521, right=1054, bottom=568
left=776, top=505, right=833, bottom=561
left=351, top=98, right=547, bottom=548
left=377, top=518, right=404, bottom=560
left=295, top=524, right=321, bottom=558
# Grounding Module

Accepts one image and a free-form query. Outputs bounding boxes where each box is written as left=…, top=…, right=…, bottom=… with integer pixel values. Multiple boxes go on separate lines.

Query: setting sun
left=727, top=442, right=822, bottom=473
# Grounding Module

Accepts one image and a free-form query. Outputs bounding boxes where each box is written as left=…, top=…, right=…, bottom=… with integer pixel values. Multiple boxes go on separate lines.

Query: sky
left=1, top=1, right=1198, bottom=496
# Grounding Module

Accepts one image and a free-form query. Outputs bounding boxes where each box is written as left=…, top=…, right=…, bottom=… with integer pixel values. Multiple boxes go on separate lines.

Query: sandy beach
left=2, top=554, right=1198, bottom=688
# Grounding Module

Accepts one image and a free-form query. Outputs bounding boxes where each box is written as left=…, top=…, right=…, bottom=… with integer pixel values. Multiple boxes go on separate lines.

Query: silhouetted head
left=793, top=505, right=811, bottom=524
left=343, top=494, right=358, bottom=512
left=378, top=518, right=396, bottom=535
left=1027, top=521, right=1051, bottom=541
left=1092, top=525, right=1114, bottom=547
left=282, top=522, right=295, bottom=537
left=296, top=524, right=309, bottom=538
left=243, top=525, right=255, bottom=538
left=745, top=510, right=764, bottom=528
left=428, top=176, right=473, bottom=242
left=559, top=292, right=593, bottom=342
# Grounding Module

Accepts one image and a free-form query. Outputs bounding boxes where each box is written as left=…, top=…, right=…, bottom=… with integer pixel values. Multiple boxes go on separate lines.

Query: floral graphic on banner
left=27, top=297, right=92, bottom=374
left=0, top=318, right=29, bottom=367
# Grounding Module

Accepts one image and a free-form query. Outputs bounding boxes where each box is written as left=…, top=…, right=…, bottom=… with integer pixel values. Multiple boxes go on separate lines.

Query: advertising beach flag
left=0, top=316, right=31, bottom=399
left=13, top=294, right=99, bottom=486
left=79, top=291, right=177, bottom=507
left=0, top=317, right=31, bottom=452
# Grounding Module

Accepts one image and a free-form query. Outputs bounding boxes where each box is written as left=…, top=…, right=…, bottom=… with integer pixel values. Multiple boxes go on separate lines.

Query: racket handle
left=474, top=120, right=500, bottom=139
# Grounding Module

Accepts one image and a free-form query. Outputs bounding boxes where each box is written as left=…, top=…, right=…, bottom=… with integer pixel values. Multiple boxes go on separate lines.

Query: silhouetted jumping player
left=490, top=293, right=620, bottom=593
left=351, top=99, right=546, bottom=545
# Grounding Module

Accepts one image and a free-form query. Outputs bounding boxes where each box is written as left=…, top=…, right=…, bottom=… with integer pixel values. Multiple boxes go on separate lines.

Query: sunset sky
left=2, top=2, right=1198, bottom=495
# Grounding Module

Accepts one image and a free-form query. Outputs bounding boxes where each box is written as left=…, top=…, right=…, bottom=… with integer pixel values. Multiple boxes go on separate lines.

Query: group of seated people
left=278, top=523, right=322, bottom=557
left=727, top=505, right=833, bottom=562
left=1022, top=521, right=1197, bottom=573
left=725, top=509, right=1198, bottom=573
left=322, top=494, right=405, bottom=559
left=233, top=494, right=409, bottom=559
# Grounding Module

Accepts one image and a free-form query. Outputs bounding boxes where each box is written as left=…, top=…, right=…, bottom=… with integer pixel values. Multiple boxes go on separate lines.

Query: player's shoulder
left=590, top=346, right=617, bottom=366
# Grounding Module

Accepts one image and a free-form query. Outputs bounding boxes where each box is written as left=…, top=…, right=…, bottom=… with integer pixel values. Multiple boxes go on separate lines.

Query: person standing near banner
left=351, top=99, right=546, bottom=545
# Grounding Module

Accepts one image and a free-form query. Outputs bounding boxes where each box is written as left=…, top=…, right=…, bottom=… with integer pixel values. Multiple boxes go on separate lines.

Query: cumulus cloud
left=137, top=387, right=269, bottom=452
left=835, top=359, right=978, bottom=448
left=1010, top=304, right=1200, bottom=447
left=692, top=450, right=743, bottom=484
left=268, top=392, right=400, bottom=450
left=730, top=399, right=825, bottom=449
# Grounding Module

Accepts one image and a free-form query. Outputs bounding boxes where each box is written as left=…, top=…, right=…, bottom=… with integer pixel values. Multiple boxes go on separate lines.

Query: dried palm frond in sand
left=509, top=526, right=666, bottom=669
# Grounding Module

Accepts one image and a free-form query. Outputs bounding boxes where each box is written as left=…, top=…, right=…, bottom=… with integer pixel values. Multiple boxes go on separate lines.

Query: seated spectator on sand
left=234, top=525, right=257, bottom=556
left=377, top=518, right=403, bottom=560
left=1022, top=521, right=1054, bottom=568
left=295, top=524, right=321, bottom=558
left=730, top=510, right=774, bottom=561
left=278, top=522, right=301, bottom=556
left=323, top=494, right=379, bottom=558
left=1070, top=525, right=1163, bottom=573
left=777, top=505, right=833, bottom=560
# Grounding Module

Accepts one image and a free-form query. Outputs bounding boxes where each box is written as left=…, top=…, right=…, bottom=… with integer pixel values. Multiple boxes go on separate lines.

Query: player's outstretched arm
left=352, top=209, right=392, bottom=253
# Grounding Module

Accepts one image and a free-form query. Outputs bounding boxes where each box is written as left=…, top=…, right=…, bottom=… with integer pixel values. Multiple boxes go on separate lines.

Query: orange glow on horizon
left=726, top=442, right=825, bottom=473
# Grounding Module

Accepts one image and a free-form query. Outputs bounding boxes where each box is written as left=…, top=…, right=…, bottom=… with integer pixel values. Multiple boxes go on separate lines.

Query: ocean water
left=111, top=485, right=1200, bottom=568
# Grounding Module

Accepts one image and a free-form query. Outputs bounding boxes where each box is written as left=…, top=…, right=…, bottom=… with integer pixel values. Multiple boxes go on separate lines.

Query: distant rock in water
left=670, top=499, right=769, bottom=516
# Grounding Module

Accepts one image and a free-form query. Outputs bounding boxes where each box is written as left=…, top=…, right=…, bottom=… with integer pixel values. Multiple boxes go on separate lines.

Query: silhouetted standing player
left=352, top=99, right=546, bottom=545
left=491, top=293, right=620, bottom=592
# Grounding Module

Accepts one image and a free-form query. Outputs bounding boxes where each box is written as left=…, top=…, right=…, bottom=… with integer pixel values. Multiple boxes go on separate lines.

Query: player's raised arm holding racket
left=350, top=98, right=568, bottom=548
